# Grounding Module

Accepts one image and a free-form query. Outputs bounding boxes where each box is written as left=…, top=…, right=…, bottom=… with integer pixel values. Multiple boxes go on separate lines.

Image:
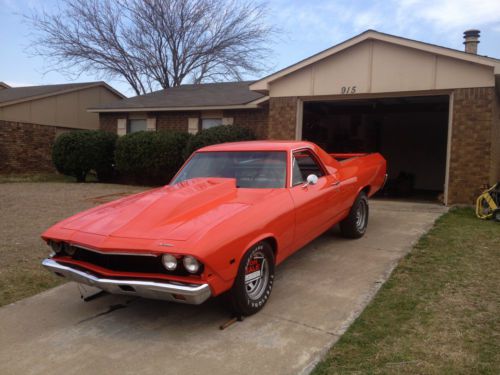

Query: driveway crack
left=260, top=312, right=339, bottom=336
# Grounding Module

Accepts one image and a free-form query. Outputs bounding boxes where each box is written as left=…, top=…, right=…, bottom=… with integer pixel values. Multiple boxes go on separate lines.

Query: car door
left=288, top=149, right=341, bottom=250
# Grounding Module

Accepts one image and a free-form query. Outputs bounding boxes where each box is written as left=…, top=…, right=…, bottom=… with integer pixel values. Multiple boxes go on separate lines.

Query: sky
left=1, top=0, right=500, bottom=97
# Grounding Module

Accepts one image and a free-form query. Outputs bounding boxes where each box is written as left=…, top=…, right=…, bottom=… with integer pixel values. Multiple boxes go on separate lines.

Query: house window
left=201, top=118, right=222, bottom=129
left=127, top=119, right=147, bottom=133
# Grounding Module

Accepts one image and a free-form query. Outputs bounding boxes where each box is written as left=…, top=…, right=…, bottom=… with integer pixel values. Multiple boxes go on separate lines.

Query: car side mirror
left=302, top=174, right=319, bottom=188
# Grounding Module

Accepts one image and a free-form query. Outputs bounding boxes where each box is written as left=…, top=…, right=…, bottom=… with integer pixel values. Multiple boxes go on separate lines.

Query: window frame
left=127, top=118, right=147, bottom=134
left=201, top=118, right=223, bottom=130
left=290, top=148, right=328, bottom=187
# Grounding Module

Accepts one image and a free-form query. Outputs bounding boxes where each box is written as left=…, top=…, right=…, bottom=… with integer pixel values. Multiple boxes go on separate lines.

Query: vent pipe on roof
left=463, top=29, right=480, bottom=54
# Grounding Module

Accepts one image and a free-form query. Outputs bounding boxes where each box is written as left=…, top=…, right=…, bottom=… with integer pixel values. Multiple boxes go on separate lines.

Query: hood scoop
left=62, top=178, right=243, bottom=240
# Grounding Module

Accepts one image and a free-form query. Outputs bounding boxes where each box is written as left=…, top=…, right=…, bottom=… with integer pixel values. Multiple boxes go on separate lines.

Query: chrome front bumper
left=42, top=258, right=212, bottom=305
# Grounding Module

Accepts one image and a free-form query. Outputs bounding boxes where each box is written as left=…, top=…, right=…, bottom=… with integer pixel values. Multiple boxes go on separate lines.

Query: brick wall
left=0, top=120, right=74, bottom=173
left=491, top=94, right=500, bottom=184
left=99, top=113, right=121, bottom=133
left=447, top=87, right=495, bottom=204
left=268, top=97, right=297, bottom=139
left=224, top=105, right=269, bottom=139
left=156, top=111, right=193, bottom=132
left=100, top=107, right=269, bottom=137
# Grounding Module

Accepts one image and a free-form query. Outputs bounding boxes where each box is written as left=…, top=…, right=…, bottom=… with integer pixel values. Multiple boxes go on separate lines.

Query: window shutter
left=222, top=117, right=234, bottom=126
left=117, top=118, right=127, bottom=136
left=147, top=117, right=157, bottom=131
left=188, top=118, right=199, bottom=134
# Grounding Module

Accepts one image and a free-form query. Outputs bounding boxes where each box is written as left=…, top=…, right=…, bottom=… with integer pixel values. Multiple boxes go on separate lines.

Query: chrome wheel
left=355, top=199, right=368, bottom=231
left=244, top=250, right=269, bottom=301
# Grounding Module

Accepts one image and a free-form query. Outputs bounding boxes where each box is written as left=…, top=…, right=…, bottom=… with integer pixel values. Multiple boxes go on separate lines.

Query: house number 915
left=341, top=86, right=356, bottom=94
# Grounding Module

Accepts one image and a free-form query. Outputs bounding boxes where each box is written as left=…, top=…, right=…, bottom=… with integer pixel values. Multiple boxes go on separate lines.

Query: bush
left=52, top=130, right=117, bottom=182
left=184, top=125, right=256, bottom=157
left=115, top=130, right=191, bottom=185
left=93, top=131, right=118, bottom=182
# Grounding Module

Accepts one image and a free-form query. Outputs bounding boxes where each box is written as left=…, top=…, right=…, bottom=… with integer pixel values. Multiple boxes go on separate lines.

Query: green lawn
left=313, top=208, right=500, bottom=375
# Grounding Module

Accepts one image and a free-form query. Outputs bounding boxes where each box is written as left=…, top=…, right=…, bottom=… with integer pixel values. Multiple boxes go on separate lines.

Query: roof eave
left=87, top=97, right=269, bottom=113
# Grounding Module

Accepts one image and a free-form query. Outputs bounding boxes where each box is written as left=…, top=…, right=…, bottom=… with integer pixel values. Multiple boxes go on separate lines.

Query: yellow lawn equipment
left=475, top=182, right=500, bottom=222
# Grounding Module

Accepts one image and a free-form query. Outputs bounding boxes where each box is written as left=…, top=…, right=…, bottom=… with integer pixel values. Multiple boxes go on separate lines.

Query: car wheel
left=340, top=192, right=369, bottom=239
left=229, top=241, right=275, bottom=316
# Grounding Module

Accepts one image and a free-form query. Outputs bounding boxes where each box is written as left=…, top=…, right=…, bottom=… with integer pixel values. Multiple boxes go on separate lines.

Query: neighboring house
left=0, top=82, right=10, bottom=90
left=0, top=82, right=124, bottom=173
left=91, top=81, right=270, bottom=139
left=90, top=30, right=500, bottom=205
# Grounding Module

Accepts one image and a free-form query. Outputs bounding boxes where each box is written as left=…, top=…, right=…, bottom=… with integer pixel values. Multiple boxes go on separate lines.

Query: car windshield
left=172, top=151, right=287, bottom=188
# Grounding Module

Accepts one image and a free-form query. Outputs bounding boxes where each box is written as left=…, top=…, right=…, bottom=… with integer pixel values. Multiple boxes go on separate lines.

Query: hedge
left=115, top=130, right=191, bottom=185
left=53, top=125, right=256, bottom=185
left=52, top=130, right=117, bottom=182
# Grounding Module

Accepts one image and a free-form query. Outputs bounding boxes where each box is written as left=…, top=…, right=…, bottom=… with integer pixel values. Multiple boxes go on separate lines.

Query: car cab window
left=292, top=150, right=325, bottom=186
left=172, top=151, right=287, bottom=188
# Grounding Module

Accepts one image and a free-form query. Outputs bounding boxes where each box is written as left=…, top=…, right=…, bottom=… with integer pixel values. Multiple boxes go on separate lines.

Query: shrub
left=115, top=130, right=191, bottom=185
left=184, top=125, right=256, bottom=157
left=52, top=130, right=116, bottom=182
left=93, top=131, right=118, bottom=182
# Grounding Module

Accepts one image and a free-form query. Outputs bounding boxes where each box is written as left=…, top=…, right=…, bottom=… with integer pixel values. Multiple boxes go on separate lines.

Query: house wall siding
left=447, top=87, right=495, bottom=204
left=0, top=120, right=74, bottom=173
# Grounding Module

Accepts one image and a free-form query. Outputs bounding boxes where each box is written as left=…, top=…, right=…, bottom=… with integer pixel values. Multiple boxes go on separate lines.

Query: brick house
left=91, top=30, right=500, bottom=205
left=0, top=82, right=124, bottom=173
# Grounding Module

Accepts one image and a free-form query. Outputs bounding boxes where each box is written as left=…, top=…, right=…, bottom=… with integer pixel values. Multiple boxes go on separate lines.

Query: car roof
left=198, top=140, right=316, bottom=152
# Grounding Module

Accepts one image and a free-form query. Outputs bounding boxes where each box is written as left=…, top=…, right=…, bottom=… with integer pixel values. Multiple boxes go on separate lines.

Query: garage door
left=301, top=95, right=449, bottom=202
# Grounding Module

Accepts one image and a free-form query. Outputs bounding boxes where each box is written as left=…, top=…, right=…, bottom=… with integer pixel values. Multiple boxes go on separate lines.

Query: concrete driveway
left=0, top=200, right=446, bottom=375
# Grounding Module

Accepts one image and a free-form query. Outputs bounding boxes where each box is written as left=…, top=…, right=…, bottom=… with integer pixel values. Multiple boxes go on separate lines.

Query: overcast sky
left=1, top=0, right=500, bottom=97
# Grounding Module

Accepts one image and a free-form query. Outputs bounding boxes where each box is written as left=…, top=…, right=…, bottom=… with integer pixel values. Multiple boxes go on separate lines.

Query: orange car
left=42, top=141, right=386, bottom=316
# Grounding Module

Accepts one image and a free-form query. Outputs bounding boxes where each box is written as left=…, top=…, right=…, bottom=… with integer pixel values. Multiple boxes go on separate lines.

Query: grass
left=0, top=173, right=98, bottom=184
left=313, top=208, right=500, bottom=375
left=0, top=182, right=146, bottom=307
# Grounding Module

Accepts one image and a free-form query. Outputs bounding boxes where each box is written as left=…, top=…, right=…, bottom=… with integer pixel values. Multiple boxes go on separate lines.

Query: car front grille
left=66, top=246, right=191, bottom=276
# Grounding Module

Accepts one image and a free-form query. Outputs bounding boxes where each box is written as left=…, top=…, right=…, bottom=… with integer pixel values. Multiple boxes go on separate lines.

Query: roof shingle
left=92, top=81, right=265, bottom=110
left=0, top=82, right=122, bottom=107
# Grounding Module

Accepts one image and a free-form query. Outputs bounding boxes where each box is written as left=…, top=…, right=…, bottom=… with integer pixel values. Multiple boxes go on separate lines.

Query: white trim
left=88, top=96, right=270, bottom=113
left=444, top=92, right=454, bottom=206
left=222, top=117, right=234, bottom=125
left=188, top=117, right=200, bottom=134
left=117, top=118, right=127, bottom=136
left=250, top=30, right=500, bottom=92
left=146, top=117, right=157, bottom=131
left=295, top=99, right=303, bottom=140
left=296, top=92, right=453, bottom=205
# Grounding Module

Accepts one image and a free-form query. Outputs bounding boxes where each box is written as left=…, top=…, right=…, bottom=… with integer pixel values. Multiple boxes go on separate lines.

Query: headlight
left=49, top=241, right=62, bottom=254
left=162, top=254, right=178, bottom=271
left=183, top=256, right=200, bottom=274
left=63, top=243, right=75, bottom=256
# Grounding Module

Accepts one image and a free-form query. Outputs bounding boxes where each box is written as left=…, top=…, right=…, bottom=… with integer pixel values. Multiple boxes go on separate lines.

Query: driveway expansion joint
left=260, top=312, right=340, bottom=337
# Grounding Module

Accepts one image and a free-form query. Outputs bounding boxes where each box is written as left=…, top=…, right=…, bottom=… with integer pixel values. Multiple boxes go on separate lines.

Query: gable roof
left=89, top=81, right=267, bottom=112
left=0, top=82, right=125, bottom=108
left=250, top=30, right=500, bottom=92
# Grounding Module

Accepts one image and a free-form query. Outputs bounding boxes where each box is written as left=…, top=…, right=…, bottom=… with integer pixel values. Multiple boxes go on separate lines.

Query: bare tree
left=26, top=0, right=276, bottom=95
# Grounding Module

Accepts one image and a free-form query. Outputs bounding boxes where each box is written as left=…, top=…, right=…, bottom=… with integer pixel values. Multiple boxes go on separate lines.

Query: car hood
left=60, top=178, right=265, bottom=241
